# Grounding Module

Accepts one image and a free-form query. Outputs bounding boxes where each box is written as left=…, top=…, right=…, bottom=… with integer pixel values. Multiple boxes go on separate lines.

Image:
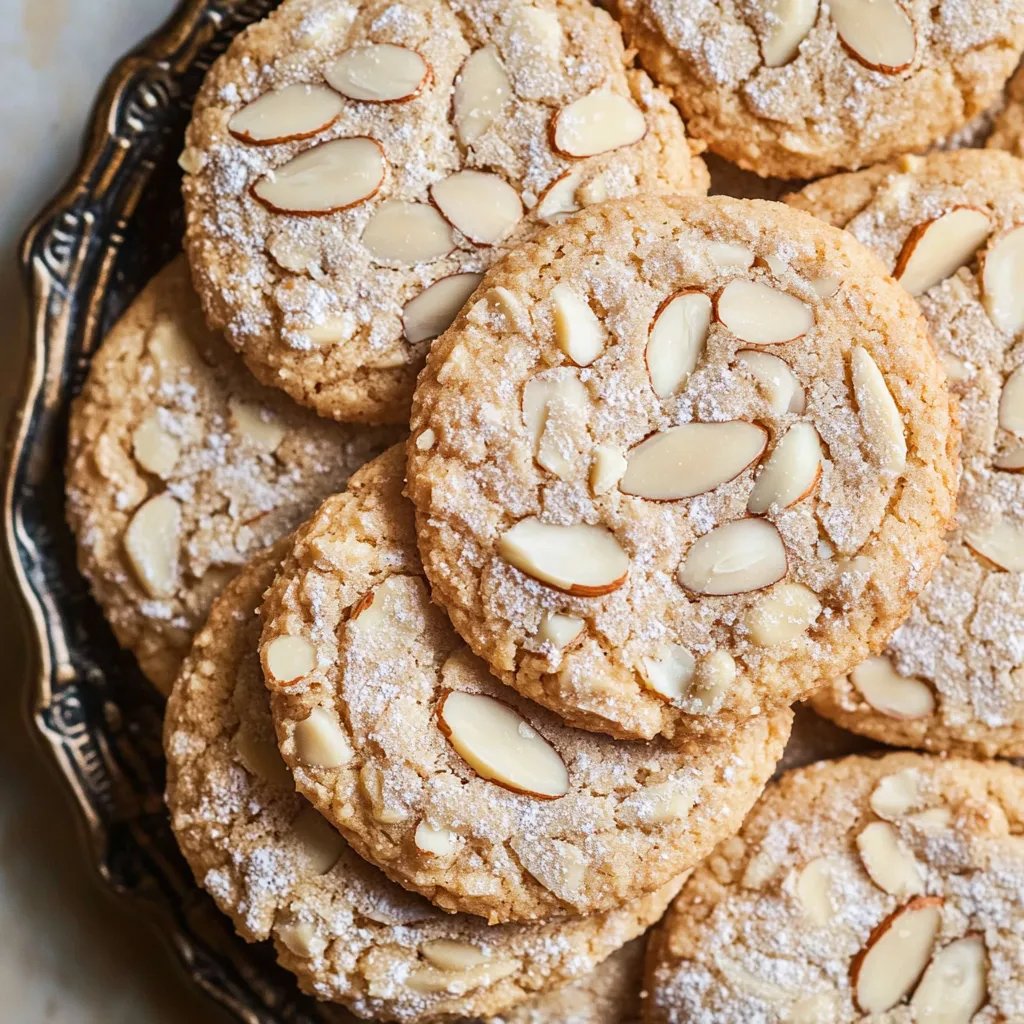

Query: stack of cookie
left=66, top=0, right=1024, bottom=1019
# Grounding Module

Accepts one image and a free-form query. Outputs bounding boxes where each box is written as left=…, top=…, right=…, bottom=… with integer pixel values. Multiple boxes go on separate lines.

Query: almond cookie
left=406, top=195, right=959, bottom=742
left=644, top=752, right=1024, bottom=1023
left=165, top=542, right=682, bottom=1022
left=989, top=64, right=1024, bottom=157
left=615, top=0, right=1024, bottom=180
left=788, top=149, right=1024, bottom=758
left=259, top=446, right=791, bottom=923
left=66, top=257, right=396, bottom=693
left=181, top=0, right=708, bottom=425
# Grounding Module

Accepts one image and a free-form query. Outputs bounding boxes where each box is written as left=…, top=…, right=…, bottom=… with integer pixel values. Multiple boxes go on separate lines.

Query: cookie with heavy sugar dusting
left=615, top=0, right=1024, bottom=179
left=164, top=542, right=680, bottom=1022
left=65, top=257, right=396, bottom=693
left=182, top=0, right=708, bottom=424
left=406, top=194, right=958, bottom=742
left=259, top=446, right=790, bottom=924
left=788, top=149, right=1024, bottom=758
left=645, top=752, right=1024, bottom=1023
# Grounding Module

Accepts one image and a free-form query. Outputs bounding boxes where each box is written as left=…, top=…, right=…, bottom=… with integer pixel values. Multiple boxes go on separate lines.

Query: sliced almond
left=406, top=959, right=519, bottom=995
left=762, top=0, right=819, bottom=66
left=551, top=284, right=605, bottom=366
left=906, top=806, right=952, bottom=832
left=228, top=397, right=286, bottom=454
left=590, top=445, right=627, bottom=495
left=995, top=445, right=1024, bottom=471
left=830, top=0, right=916, bottom=74
left=521, top=371, right=590, bottom=479
left=124, top=493, right=181, bottom=599
left=416, top=428, right=436, bottom=451
left=325, top=44, right=429, bottom=103
left=850, top=655, right=936, bottom=720
left=999, top=365, right=1024, bottom=436
left=265, top=635, right=317, bottom=685
left=421, top=940, right=490, bottom=971
left=509, top=4, right=563, bottom=55
left=362, top=200, right=454, bottom=264
left=893, top=208, right=991, bottom=297
left=640, top=644, right=696, bottom=704
left=277, top=919, right=324, bottom=959
left=982, top=225, right=1024, bottom=334
left=870, top=768, right=923, bottom=820
left=796, top=857, right=834, bottom=926
left=132, top=412, right=180, bottom=478
left=290, top=805, right=344, bottom=875
left=689, top=650, right=737, bottom=712
left=678, top=519, right=788, bottom=596
left=708, top=242, right=754, bottom=270
left=744, top=582, right=821, bottom=646
left=294, top=707, right=353, bottom=768
left=621, top=422, right=768, bottom=501
left=536, top=167, right=584, bottom=223
left=431, top=171, right=522, bottom=246
left=910, top=935, right=988, bottom=1024
left=851, top=897, right=943, bottom=1014
left=453, top=45, right=510, bottom=146
left=550, top=90, right=646, bottom=158
left=646, top=291, right=712, bottom=398
left=747, top=423, right=822, bottom=514
left=414, top=820, right=457, bottom=856
left=403, top=273, right=483, bottom=345
left=536, top=611, right=584, bottom=649
left=227, top=84, right=343, bottom=145
left=234, top=721, right=291, bottom=788
left=616, top=779, right=696, bottom=826
left=851, top=346, right=906, bottom=474
left=810, top=275, right=841, bottom=299
left=964, top=518, right=1024, bottom=571
left=437, top=690, right=568, bottom=799
left=251, top=137, right=386, bottom=215
left=856, top=821, right=924, bottom=897
left=715, top=279, right=813, bottom=345
left=737, top=350, right=806, bottom=415
left=499, top=518, right=628, bottom=596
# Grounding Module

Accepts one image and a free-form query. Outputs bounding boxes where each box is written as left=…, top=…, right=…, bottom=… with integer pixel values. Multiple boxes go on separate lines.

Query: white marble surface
left=0, top=1, right=227, bottom=1020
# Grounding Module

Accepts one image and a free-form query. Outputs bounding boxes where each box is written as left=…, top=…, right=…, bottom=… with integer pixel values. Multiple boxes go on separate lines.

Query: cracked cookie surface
left=615, top=0, right=1024, bottom=180
left=406, top=195, right=958, bottom=742
left=789, top=149, right=1024, bottom=758
left=259, top=446, right=790, bottom=924
left=65, top=257, right=395, bottom=693
left=182, top=0, right=708, bottom=424
left=165, top=542, right=680, bottom=1022
left=645, top=752, right=1024, bottom=1023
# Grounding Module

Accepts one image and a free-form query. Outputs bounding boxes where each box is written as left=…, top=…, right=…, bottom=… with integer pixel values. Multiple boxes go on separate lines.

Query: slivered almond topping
left=893, top=208, right=991, bottom=296
left=124, top=493, right=181, bottom=599
left=228, top=397, right=286, bottom=453
left=499, top=518, right=629, bottom=596
left=796, top=857, right=834, bottom=926
left=689, top=650, right=737, bottom=712
left=406, top=959, right=519, bottom=995
left=590, top=445, right=627, bottom=495
left=132, top=412, right=180, bottom=477
left=414, top=821, right=457, bottom=856
left=551, top=284, right=606, bottom=366
left=640, top=644, right=696, bottom=703
left=856, top=821, right=924, bottom=897
left=403, top=273, right=482, bottom=344
left=744, top=582, right=821, bottom=646
left=737, top=350, right=805, bottom=415
left=982, top=225, right=1024, bottom=334
left=228, top=84, right=343, bottom=145
left=291, top=805, right=344, bottom=875
left=910, top=936, right=988, bottom=1024
left=325, top=44, right=430, bottom=103
left=830, top=0, right=916, bottom=73
left=850, top=655, right=935, bottom=719
left=234, top=722, right=290, bottom=788
left=252, top=137, right=386, bottom=215
left=362, top=200, right=454, bottom=264
left=265, top=635, right=317, bottom=685
left=646, top=291, right=712, bottom=397
left=360, top=762, right=407, bottom=824
left=536, top=167, right=584, bottom=223
left=995, top=445, right=1024, bottom=471
left=851, top=346, right=907, bottom=473
left=431, top=171, right=522, bottom=245
left=294, top=707, right=353, bottom=768
left=678, top=519, right=787, bottom=596
left=999, top=366, right=1024, bottom=436
left=421, top=940, right=490, bottom=971
left=851, top=897, right=943, bottom=1014
left=964, top=518, right=1024, bottom=571
left=550, top=90, right=646, bottom=158
left=762, top=0, right=819, bottom=65
left=621, top=422, right=767, bottom=501
left=521, top=371, right=590, bottom=480
left=453, top=46, right=510, bottom=146
left=870, top=768, right=923, bottom=819
left=536, top=611, right=584, bottom=649
left=437, top=690, right=568, bottom=799
left=747, top=423, right=822, bottom=514
left=716, top=279, right=813, bottom=344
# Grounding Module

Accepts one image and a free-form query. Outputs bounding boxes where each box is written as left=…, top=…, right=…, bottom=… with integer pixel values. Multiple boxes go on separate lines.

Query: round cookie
left=66, top=257, right=396, bottom=693
left=644, top=752, right=1024, bottom=1023
left=259, top=446, right=792, bottom=923
left=406, top=194, right=959, bottom=742
left=615, top=0, right=1024, bottom=180
left=165, top=542, right=681, bottom=1022
left=989, top=64, right=1024, bottom=157
left=181, top=0, right=708, bottom=425
left=787, top=149, right=1024, bottom=758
